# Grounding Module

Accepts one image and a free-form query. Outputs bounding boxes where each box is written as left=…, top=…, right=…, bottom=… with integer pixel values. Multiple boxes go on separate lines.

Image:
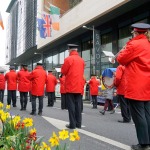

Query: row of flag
left=0, top=12, right=4, bottom=30
left=37, top=4, right=60, bottom=39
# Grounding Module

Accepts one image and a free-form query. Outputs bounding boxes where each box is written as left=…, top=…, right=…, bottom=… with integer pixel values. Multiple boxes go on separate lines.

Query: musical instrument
left=102, top=68, right=116, bottom=89
left=108, top=51, right=120, bottom=64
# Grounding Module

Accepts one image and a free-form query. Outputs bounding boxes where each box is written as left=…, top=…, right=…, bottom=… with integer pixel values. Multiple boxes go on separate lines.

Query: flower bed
left=0, top=102, right=80, bottom=150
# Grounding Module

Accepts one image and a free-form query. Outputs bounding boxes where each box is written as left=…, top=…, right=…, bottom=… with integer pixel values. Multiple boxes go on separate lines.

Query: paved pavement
left=3, top=96, right=137, bottom=150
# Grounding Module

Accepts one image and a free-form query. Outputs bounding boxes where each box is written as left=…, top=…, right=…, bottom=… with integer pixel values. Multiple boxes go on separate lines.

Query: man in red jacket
left=61, top=44, right=85, bottom=129
left=5, top=66, right=17, bottom=107
left=114, top=65, right=131, bottom=123
left=0, top=71, right=5, bottom=103
left=29, top=63, right=47, bottom=116
left=88, top=74, right=100, bottom=109
left=17, top=64, right=31, bottom=111
left=117, top=23, right=150, bottom=150
left=46, top=70, right=57, bottom=107
left=59, top=74, right=67, bottom=109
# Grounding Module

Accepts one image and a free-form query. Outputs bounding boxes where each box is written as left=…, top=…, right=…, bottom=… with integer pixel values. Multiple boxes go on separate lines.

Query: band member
left=117, top=23, right=150, bottom=150
left=88, top=74, right=100, bottom=109
left=114, top=65, right=131, bottom=123
left=61, top=44, right=85, bottom=129
left=5, top=66, right=17, bottom=107
left=29, top=63, right=47, bottom=116
left=46, top=70, right=57, bottom=107
left=0, top=71, right=5, bottom=103
left=59, top=74, right=67, bottom=109
left=17, top=64, right=30, bottom=111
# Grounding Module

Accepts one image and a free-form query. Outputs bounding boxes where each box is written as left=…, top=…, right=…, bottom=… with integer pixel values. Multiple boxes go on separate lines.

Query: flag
left=0, top=12, right=4, bottom=30
left=50, top=4, right=60, bottom=31
left=37, top=14, right=52, bottom=38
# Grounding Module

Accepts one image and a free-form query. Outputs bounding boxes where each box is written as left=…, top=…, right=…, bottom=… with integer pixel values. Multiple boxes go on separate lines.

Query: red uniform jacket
left=59, top=76, right=66, bottom=94
left=5, top=70, right=17, bottom=90
left=0, top=74, right=5, bottom=90
left=81, top=78, right=86, bottom=96
left=114, top=65, right=125, bottom=95
left=89, top=77, right=100, bottom=96
left=117, top=34, right=150, bottom=101
left=46, top=73, right=57, bottom=92
left=29, top=66, right=47, bottom=96
left=61, top=51, right=85, bottom=93
left=17, top=69, right=31, bottom=92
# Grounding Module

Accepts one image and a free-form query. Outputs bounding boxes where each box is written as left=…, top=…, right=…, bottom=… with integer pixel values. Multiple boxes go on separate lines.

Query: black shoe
left=23, top=108, right=26, bottom=110
left=65, top=124, right=75, bottom=129
left=38, top=112, right=42, bottom=116
left=13, top=105, right=17, bottom=107
left=118, top=120, right=131, bottom=123
left=131, top=144, right=150, bottom=150
left=76, top=126, right=81, bottom=129
left=20, top=108, right=23, bottom=111
left=30, top=112, right=36, bottom=116
left=47, top=105, right=51, bottom=107
left=99, top=110, right=105, bottom=115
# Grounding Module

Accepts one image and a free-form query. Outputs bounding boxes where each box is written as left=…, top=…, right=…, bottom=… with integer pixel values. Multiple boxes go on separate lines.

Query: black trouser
left=128, top=99, right=150, bottom=145
left=66, top=93, right=82, bottom=128
left=0, top=90, right=4, bottom=103
left=31, top=95, right=43, bottom=113
left=81, top=95, right=83, bottom=112
left=7, top=90, right=16, bottom=106
left=61, top=93, right=67, bottom=109
left=118, top=95, right=131, bottom=122
left=20, top=92, right=28, bottom=109
left=47, top=92, right=55, bottom=106
left=92, top=95, right=97, bottom=108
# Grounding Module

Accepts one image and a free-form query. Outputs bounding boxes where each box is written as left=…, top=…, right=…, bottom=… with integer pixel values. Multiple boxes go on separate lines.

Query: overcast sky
left=0, top=0, right=11, bottom=66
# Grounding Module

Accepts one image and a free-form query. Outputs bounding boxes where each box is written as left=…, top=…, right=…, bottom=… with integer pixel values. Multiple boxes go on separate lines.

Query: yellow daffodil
left=41, top=142, right=51, bottom=150
left=59, top=129, right=69, bottom=140
left=6, top=105, right=10, bottom=110
left=12, top=116, right=21, bottom=126
left=69, top=130, right=80, bottom=141
left=49, top=132, right=59, bottom=147
left=29, top=128, right=36, bottom=135
left=23, top=118, right=33, bottom=127
left=0, top=102, right=3, bottom=109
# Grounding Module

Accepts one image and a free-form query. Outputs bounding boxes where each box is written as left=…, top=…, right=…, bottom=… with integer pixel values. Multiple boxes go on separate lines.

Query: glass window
left=65, top=50, right=69, bottom=58
left=84, top=67, right=90, bottom=81
left=82, top=50, right=90, bottom=67
left=45, top=56, right=52, bottom=70
left=53, top=54, right=58, bottom=67
left=118, top=26, right=132, bottom=50
left=101, top=32, right=113, bottom=71
left=59, top=52, right=64, bottom=64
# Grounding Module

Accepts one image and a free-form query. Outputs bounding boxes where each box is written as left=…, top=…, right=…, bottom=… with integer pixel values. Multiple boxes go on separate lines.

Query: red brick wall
left=44, top=0, right=70, bottom=15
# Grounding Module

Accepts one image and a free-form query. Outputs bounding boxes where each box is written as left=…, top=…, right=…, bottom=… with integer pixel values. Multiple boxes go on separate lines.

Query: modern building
left=6, top=0, right=150, bottom=80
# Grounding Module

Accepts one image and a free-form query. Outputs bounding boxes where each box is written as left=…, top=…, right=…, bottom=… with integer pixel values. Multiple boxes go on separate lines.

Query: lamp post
left=34, top=52, right=44, bottom=64
left=82, top=25, right=95, bottom=53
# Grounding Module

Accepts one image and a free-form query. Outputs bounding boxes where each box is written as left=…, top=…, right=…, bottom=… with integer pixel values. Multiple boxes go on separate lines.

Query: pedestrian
left=114, top=65, right=131, bottom=123
left=0, top=71, right=5, bottom=103
left=88, top=74, right=100, bottom=109
left=5, top=66, right=17, bottom=107
left=59, top=74, right=67, bottom=109
left=17, top=64, right=30, bottom=111
left=117, top=23, right=150, bottom=150
left=46, top=70, right=57, bottom=107
left=61, top=44, right=85, bottom=129
left=99, top=87, right=115, bottom=115
left=29, top=63, right=47, bottom=116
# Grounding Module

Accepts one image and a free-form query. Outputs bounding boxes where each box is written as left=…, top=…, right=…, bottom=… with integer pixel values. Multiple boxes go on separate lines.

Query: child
left=100, top=87, right=115, bottom=115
